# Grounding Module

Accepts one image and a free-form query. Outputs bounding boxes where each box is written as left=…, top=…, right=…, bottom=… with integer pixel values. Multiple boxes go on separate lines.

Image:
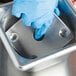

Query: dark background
left=0, top=0, right=12, bottom=3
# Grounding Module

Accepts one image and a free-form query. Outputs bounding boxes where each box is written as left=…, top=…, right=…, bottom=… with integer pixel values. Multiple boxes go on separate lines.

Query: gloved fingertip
left=54, top=8, right=60, bottom=16
left=34, top=29, right=42, bottom=40
left=31, top=22, right=37, bottom=29
left=34, top=30, right=45, bottom=41
left=34, top=24, right=47, bottom=40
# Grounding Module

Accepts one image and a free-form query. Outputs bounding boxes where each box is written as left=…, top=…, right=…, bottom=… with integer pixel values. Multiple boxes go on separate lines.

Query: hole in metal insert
left=10, top=33, right=18, bottom=42
left=59, top=29, right=67, bottom=38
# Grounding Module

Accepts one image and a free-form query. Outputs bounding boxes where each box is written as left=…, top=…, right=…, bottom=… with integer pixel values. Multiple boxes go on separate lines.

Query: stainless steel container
left=0, top=2, right=76, bottom=76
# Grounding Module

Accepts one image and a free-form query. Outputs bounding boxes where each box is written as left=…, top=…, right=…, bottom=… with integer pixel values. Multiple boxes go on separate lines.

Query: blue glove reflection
left=12, top=0, right=60, bottom=40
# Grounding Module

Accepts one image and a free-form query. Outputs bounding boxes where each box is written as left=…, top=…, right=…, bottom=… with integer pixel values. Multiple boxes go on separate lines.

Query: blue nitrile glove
left=12, top=0, right=60, bottom=40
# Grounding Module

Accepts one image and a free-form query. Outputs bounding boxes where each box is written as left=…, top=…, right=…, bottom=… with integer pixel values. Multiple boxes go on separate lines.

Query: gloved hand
left=12, top=0, right=60, bottom=40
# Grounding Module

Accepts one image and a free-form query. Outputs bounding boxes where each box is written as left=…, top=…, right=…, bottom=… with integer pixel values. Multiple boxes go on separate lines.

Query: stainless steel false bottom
left=6, top=14, right=73, bottom=59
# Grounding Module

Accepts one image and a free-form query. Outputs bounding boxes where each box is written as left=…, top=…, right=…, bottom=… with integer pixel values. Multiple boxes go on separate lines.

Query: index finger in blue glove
left=34, top=12, right=54, bottom=40
left=32, top=8, right=60, bottom=40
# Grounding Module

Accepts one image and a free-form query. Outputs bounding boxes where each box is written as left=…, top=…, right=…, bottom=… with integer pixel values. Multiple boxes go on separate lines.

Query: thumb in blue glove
left=12, top=0, right=60, bottom=40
